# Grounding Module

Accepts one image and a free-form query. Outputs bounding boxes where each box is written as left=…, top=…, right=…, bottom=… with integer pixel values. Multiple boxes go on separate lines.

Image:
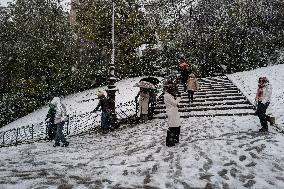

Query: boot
left=259, top=127, right=268, bottom=132
left=267, top=116, right=275, bottom=125
left=173, top=127, right=180, bottom=144
left=53, top=142, right=60, bottom=147
left=61, top=141, right=69, bottom=147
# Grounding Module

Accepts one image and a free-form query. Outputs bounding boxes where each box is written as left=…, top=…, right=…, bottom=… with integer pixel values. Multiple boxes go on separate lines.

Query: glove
left=176, top=97, right=181, bottom=103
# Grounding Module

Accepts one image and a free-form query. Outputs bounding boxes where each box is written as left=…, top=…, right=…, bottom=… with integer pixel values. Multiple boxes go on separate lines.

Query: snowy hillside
left=0, top=77, right=160, bottom=132
left=227, top=64, right=284, bottom=126
left=0, top=65, right=284, bottom=189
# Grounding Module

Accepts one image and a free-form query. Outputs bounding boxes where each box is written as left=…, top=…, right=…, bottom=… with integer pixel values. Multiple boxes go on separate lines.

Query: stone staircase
left=154, top=76, right=255, bottom=118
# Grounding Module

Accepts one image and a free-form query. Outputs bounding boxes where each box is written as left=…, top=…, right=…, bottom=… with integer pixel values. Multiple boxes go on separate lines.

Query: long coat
left=164, top=92, right=180, bottom=128
left=138, top=90, right=150, bottom=115
left=186, top=74, right=199, bottom=91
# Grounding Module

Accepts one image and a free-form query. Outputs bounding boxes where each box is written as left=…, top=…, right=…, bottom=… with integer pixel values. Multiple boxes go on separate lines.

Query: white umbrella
left=134, top=81, right=156, bottom=89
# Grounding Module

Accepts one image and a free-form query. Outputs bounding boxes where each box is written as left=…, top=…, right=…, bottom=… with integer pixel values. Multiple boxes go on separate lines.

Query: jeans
left=101, top=111, right=111, bottom=130
left=256, top=102, right=270, bottom=129
left=55, top=121, right=66, bottom=144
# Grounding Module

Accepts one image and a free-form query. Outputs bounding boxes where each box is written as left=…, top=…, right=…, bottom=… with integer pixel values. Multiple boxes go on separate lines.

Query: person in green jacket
left=45, top=103, right=57, bottom=141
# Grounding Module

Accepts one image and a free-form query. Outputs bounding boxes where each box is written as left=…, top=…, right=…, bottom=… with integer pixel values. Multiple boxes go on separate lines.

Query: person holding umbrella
left=179, top=58, right=190, bottom=92
left=140, top=77, right=160, bottom=119
left=135, top=81, right=154, bottom=123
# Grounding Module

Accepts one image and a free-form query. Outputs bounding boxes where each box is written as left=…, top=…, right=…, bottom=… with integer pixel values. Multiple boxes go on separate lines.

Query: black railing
left=0, top=99, right=138, bottom=147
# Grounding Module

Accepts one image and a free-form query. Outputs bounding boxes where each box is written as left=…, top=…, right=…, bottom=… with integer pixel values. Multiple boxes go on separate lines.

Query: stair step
left=157, top=95, right=246, bottom=103
left=154, top=112, right=255, bottom=119
left=194, top=90, right=241, bottom=95
left=154, top=105, right=254, bottom=113
left=178, top=87, right=238, bottom=92
left=156, top=100, right=251, bottom=109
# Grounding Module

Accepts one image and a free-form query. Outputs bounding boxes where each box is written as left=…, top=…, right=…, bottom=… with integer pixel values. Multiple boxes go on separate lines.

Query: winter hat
left=188, top=73, right=195, bottom=78
left=96, top=91, right=105, bottom=97
left=165, top=84, right=176, bottom=96
left=51, top=97, right=60, bottom=106
left=258, top=77, right=269, bottom=84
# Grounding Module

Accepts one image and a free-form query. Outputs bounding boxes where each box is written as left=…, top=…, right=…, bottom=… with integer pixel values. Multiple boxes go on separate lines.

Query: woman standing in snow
left=186, top=73, right=199, bottom=105
left=255, top=77, right=274, bottom=132
left=51, top=97, right=69, bottom=147
left=135, top=88, right=150, bottom=122
left=164, top=84, right=181, bottom=147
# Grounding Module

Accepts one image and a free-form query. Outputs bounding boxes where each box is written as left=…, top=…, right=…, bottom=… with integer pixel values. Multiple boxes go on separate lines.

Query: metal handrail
left=0, top=99, right=139, bottom=148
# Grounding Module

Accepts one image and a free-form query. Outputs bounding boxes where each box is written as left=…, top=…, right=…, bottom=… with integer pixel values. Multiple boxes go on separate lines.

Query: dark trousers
left=166, top=127, right=181, bottom=147
left=55, top=121, right=66, bottom=144
left=188, top=90, right=194, bottom=103
left=255, top=102, right=270, bottom=129
left=47, top=123, right=56, bottom=141
left=101, top=111, right=112, bottom=130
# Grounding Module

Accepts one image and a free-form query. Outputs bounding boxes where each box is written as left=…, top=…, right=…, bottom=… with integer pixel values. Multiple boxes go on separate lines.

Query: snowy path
left=1, top=116, right=284, bottom=189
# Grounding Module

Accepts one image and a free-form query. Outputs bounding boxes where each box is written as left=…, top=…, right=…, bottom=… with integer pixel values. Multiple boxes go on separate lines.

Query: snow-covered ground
left=0, top=65, right=284, bottom=189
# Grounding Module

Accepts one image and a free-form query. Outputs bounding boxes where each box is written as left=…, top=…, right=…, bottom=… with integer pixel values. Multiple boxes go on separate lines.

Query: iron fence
left=0, top=99, right=138, bottom=148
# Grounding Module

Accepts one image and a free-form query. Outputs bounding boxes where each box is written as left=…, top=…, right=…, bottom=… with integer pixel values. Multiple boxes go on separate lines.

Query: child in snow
left=45, top=103, right=57, bottom=141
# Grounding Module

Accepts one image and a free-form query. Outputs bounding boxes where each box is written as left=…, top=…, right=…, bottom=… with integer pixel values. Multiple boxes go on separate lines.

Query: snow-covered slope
left=0, top=77, right=148, bottom=132
left=0, top=65, right=284, bottom=189
left=227, top=64, right=284, bottom=126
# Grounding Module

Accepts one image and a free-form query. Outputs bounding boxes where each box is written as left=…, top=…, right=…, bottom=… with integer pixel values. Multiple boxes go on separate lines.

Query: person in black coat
left=92, top=91, right=113, bottom=133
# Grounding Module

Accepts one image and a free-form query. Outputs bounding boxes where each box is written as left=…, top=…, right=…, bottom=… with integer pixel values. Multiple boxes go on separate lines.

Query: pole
left=106, top=0, right=117, bottom=128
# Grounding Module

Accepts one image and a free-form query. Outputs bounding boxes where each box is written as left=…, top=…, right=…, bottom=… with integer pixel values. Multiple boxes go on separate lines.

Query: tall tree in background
left=144, top=0, right=284, bottom=76
left=0, top=0, right=76, bottom=126
left=74, top=0, right=156, bottom=78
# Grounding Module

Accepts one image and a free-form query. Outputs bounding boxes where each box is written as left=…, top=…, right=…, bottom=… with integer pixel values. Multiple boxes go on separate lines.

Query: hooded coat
left=187, top=73, right=199, bottom=91
left=137, top=89, right=150, bottom=115
left=51, top=97, right=67, bottom=124
left=164, top=92, right=180, bottom=128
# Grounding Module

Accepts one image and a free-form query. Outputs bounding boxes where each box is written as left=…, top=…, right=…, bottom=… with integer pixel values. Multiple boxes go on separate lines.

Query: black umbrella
left=140, top=77, right=160, bottom=85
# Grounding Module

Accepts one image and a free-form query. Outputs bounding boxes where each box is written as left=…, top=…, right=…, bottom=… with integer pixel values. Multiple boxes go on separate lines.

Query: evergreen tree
left=74, top=0, right=156, bottom=78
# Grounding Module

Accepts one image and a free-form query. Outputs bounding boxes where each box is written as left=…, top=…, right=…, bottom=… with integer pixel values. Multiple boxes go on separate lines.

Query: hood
left=51, top=97, right=60, bottom=106
left=188, top=73, right=195, bottom=78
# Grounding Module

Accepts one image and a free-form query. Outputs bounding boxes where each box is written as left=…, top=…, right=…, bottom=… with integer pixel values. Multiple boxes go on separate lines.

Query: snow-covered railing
left=0, top=100, right=139, bottom=148
left=116, top=100, right=137, bottom=119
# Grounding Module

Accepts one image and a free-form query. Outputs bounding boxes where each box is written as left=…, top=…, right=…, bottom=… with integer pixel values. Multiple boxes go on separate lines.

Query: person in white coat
left=135, top=88, right=150, bottom=122
left=164, top=84, right=181, bottom=147
left=51, top=97, right=69, bottom=147
left=255, top=77, right=273, bottom=132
